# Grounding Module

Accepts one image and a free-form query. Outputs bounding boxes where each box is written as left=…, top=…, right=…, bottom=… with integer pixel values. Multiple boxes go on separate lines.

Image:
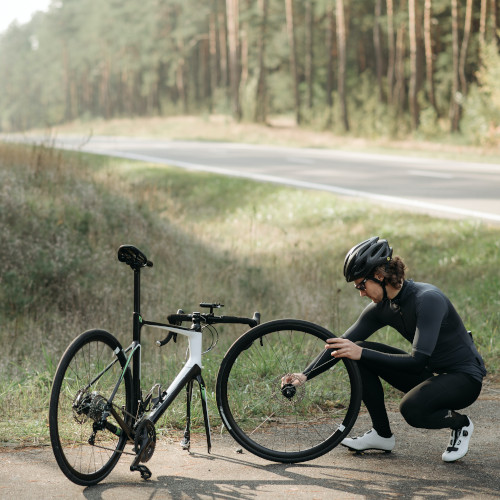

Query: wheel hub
left=73, top=391, right=108, bottom=424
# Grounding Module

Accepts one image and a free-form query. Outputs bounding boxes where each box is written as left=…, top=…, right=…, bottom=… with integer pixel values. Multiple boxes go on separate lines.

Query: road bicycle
left=49, top=245, right=362, bottom=486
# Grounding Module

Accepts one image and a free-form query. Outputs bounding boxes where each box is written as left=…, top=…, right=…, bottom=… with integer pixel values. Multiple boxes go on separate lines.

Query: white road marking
left=85, top=148, right=500, bottom=223
left=409, top=170, right=454, bottom=179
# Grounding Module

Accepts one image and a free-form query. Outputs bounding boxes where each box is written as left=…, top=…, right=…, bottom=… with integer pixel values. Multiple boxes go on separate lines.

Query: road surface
left=1, top=388, right=499, bottom=499
left=4, top=135, right=500, bottom=223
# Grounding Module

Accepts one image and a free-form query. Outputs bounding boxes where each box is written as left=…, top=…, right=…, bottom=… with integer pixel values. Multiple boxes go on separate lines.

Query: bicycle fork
left=181, top=374, right=212, bottom=454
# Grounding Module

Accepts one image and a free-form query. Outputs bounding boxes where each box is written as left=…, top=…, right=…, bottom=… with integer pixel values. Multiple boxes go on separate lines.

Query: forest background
left=1, top=0, right=500, bottom=146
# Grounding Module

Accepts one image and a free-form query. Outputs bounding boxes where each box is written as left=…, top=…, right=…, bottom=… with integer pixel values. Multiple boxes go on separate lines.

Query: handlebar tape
left=218, top=316, right=259, bottom=328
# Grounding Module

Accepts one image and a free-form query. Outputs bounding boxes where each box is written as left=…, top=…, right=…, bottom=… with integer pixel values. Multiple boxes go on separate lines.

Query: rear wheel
left=216, top=319, right=362, bottom=463
left=49, top=329, right=133, bottom=486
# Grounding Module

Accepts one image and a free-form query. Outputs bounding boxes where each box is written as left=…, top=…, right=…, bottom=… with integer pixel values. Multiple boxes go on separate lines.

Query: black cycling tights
left=357, top=341, right=482, bottom=438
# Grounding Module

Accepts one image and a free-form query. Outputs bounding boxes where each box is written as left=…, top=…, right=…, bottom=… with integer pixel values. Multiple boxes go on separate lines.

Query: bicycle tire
left=216, top=319, right=362, bottom=463
left=49, top=329, right=133, bottom=486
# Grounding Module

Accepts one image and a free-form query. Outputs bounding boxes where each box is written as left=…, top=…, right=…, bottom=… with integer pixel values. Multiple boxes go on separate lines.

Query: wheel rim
left=53, top=338, right=129, bottom=479
left=220, top=323, right=360, bottom=459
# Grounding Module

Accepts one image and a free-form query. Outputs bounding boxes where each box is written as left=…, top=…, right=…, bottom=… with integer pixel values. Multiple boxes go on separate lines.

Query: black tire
left=216, top=319, right=362, bottom=463
left=49, top=329, right=133, bottom=486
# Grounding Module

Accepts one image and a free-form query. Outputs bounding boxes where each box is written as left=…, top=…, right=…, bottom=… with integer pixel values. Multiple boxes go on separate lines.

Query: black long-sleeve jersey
left=304, top=280, right=486, bottom=382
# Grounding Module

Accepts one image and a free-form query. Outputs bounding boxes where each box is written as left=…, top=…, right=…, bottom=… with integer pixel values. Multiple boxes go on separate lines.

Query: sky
left=1, top=0, right=52, bottom=34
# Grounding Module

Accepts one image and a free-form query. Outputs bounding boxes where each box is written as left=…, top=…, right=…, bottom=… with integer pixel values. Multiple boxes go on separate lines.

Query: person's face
left=353, top=274, right=384, bottom=303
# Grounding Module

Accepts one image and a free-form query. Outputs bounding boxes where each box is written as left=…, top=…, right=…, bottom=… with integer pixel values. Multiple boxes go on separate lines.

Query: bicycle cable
left=202, top=324, right=219, bottom=354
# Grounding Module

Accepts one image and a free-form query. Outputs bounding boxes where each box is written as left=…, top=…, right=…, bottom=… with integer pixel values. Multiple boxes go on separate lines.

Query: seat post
left=133, top=268, right=141, bottom=315
left=132, top=268, right=142, bottom=408
left=133, top=269, right=142, bottom=343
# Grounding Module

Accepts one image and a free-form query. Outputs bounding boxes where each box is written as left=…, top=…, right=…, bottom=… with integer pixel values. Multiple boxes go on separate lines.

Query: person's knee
left=400, top=398, right=427, bottom=428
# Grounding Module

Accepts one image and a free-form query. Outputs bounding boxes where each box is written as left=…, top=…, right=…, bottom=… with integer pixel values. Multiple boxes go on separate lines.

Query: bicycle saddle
left=118, top=245, right=153, bottom=270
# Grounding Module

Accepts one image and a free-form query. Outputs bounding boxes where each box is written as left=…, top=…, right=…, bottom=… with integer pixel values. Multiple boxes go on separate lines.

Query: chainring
left=134, top=419, right=156, bottom=463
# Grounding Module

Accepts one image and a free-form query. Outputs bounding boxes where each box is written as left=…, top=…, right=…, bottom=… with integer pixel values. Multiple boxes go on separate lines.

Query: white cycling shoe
left=341, top=428, right=395, bottom=453
left=442, top=417, right=474, bottom=462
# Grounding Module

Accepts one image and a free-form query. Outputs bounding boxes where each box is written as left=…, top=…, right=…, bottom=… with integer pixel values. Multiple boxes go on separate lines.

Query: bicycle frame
left=125, top=267, right=212, bottom=450
left=49, top=245, right=261, bottom=484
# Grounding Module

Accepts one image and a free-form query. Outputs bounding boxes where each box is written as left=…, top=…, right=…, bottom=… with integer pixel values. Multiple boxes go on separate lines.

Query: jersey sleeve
left=303, top=303, right=383, bottom=380
left=360, top=348, right=430, bottom=373
left=412, top=290, right=447, bottom=356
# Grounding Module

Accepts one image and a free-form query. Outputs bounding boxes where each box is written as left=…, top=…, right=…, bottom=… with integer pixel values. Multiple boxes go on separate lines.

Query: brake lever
left=156, top=331, right=177, bottom=347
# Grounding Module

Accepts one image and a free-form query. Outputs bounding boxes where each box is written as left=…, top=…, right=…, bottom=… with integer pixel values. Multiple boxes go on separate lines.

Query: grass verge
left=0, top=140, right=498, bottom=448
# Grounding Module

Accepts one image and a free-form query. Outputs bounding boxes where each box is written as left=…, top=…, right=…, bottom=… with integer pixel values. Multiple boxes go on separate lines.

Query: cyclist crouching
left=290, top=236, right=486, bottom=462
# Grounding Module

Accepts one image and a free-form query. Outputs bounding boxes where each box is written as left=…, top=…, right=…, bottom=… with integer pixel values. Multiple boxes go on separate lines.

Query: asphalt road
left=2, top=389, right=499, bottom=499
left=4, top=135, right=500, bottom=223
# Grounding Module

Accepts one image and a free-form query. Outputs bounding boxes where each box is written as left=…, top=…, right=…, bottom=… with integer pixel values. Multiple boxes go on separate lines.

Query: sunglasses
left=354, top=277, right=369, bottom=291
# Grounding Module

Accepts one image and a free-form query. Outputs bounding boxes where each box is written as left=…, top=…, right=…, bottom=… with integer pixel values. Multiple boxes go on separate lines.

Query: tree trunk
left=240, top=27, right=248, bottom=91
left=424, top=0, right=437, bottom=112
left=202, top=39, right=211, bottom=104
left=480, top=0, right=488, bottom=43
left=491, top=0, right=498, bottom=42
left=255, top=0, right=269, bottom=123
left=450, top=0, right=460, bottom=132
left=305, top=0, right=314, bottom=110
left=386, top=0, right=396, bottom=105
left=226, top=0, right=242, bottom=121
left=219, top=9, right=229, bottom=87
left=176, top=39, right=188, bottom=114
left=326, top=3, right=334, bottom=110
left=240, top=0, right=250, bottom=91
left=209, top=5, right=218, bottom=112
left=285, top=0, right=301, bottom=124
left=408, top=0, right=419, bottom=129
left=459, top=0, right=473, bottom=97
left=336, top=0, right=349, bottom=131
left=394, top=0, right=407, bottom=116
left=373, top=0, right=384, bottom=102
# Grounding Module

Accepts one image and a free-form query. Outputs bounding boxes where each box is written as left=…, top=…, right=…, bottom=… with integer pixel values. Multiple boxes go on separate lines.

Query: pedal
left=130, top=464, right=152, bottom=480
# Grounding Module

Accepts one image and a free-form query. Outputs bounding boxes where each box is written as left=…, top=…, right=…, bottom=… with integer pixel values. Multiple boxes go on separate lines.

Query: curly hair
left=375, top=256, right=406, bottom=289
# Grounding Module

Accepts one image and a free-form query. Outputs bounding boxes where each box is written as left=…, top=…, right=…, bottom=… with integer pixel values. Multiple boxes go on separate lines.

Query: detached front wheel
left=216, top=319, right=362, bottom=463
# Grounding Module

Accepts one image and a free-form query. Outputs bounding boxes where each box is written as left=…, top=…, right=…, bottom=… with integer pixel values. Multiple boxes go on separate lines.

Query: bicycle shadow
left=82, top=447, right=500, bottom=500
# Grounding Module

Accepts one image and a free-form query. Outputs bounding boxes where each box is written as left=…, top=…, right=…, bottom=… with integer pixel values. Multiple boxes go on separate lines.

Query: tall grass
left=0, top=141, right=499, bottom=446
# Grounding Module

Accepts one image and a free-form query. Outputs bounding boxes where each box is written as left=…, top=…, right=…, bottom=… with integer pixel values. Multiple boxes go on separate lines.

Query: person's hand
left=325, top=338, right=362, bottom=360
left=281, top=373, right=307, bottom=388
